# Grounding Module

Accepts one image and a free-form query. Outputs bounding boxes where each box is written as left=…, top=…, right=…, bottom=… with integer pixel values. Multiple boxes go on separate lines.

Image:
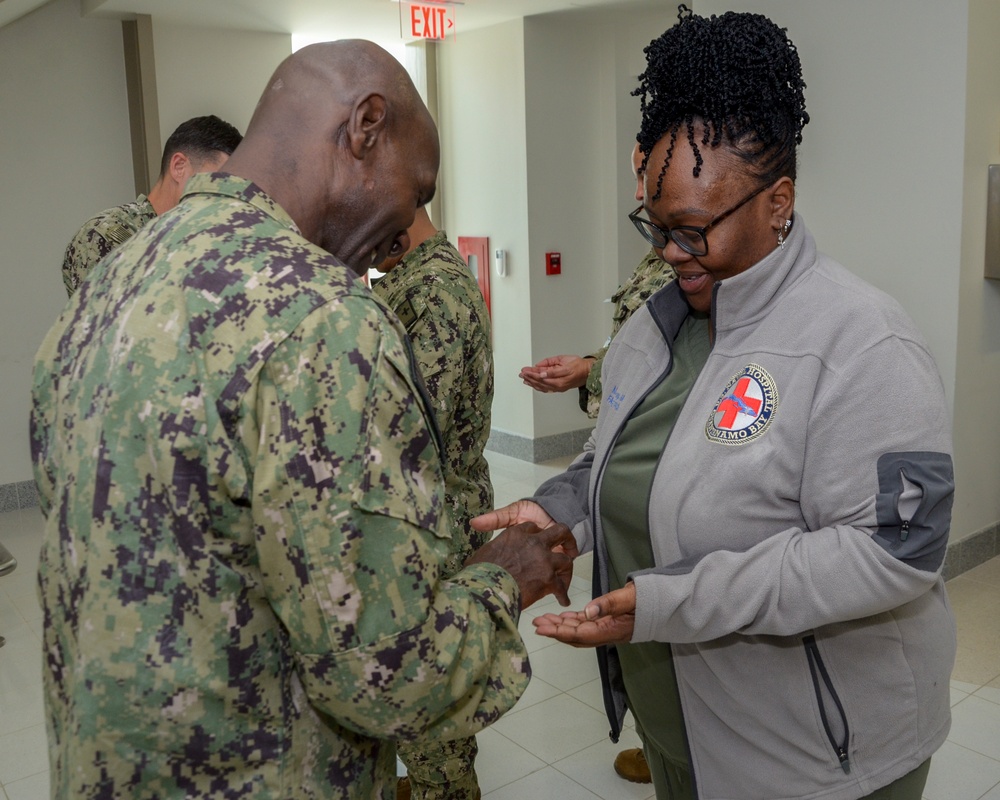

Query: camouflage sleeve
left=61, top=223, right=122, bottom=297
left=251, top=299, right=529, bottom=743
left=583, top=346, right=607, bottom=419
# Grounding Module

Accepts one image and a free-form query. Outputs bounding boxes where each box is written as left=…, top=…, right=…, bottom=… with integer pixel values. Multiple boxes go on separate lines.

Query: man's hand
left=466, top=522, right=578, bottom=609
left=532, top=583, right=636, bottom=646
left=519, top=355, right=594, bottom=393
left=471, top=500, right=555, bottom=534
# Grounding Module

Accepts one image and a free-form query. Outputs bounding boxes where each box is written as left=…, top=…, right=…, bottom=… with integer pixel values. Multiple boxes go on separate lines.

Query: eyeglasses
left=628, top=182, right=770, bottom=257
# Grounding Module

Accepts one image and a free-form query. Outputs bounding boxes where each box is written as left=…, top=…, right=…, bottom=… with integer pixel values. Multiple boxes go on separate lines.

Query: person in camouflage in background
left=60, top=114, right=242, bottom=296
left=372, top=206, right=494, bottom=800
left=519, top=144, right=676, bottom=421
left=31, top=40, right=576, bottom=800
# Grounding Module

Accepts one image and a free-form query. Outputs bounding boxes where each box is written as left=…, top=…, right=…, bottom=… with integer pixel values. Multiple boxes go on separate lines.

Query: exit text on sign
left=409, top=3, right=456, bottom=40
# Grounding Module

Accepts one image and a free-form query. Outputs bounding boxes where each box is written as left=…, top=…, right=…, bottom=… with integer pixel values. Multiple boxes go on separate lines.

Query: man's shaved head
left=223, top=40, right=439, bottom=273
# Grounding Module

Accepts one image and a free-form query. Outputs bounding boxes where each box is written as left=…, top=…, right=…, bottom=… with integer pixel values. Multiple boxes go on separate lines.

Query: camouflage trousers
left=398, top=734, right=479, bottom=799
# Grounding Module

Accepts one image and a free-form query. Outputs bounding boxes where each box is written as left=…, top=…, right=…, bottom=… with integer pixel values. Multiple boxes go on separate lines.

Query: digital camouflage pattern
left=581, top=248, right=676, bottom=418
left=61, top=194, right=157, bottom=296
left=31, top=174, right=529, bottom=800
left=372, top=231, right=493, bottom=800
left=372, top=231, right=494, bottom=577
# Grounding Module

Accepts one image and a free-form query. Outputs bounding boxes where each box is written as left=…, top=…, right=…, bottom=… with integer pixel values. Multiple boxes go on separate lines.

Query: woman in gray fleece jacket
left=474, top=7, right=955, bottom=800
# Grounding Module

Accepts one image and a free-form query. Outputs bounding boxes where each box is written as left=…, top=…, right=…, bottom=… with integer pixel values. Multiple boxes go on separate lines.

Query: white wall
left=697, top=0, right=964, bottom=407
left=953, top=0, right=1000, bottom=539
left=153, top=22, right=290, bottom=143
left=437, top=7, right=671, bottom=443
left=437, top=20, right=535, bottom=437
left=523, top=8, right=671, bottom=439
left=0, top=0, right=133, bottom=485
left=692, top=1, right=1000, bottom=545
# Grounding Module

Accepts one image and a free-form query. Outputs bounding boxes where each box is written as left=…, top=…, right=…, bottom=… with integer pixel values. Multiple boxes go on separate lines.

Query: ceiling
left=2, top=0, right=653, bottom=44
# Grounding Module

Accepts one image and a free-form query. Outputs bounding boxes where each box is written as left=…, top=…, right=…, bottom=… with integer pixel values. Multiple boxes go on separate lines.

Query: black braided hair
left=634, top=4, right=809, bottom=199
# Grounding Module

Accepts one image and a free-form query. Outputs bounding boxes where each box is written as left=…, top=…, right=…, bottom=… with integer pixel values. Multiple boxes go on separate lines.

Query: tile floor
left=1, top=451, right=998, bottom=799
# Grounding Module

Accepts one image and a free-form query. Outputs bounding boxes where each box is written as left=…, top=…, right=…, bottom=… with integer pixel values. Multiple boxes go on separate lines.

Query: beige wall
left=437, top=20, right=535, bottom=437
left=0, top=0, right=133, bottom=485
left=954, top=0, right=1000, bottom=539
left=0, top=0, right=290, bottom=487
left=152, top=22, right=290, bottom=144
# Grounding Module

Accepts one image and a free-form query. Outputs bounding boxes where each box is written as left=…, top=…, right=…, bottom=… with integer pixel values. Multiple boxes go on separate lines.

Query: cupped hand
left=532, top=583, right=636, bottom=647
left=518, top=355, right=593, bottom=393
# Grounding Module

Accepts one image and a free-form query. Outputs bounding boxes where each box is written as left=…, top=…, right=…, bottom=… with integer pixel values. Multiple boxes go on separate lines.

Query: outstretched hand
left=519, top=355, right=594, bottom=393
left=466, top=522, right=578, bottom=609
left=532, top=583, right=636, bottom=647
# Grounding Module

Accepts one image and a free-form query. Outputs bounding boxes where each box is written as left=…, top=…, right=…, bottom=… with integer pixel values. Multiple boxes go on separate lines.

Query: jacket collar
left=712, top=210, right=815, bottom=333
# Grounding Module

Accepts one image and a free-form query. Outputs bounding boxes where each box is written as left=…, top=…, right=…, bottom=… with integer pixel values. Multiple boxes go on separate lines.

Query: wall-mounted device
left=987, top=165, right=1000, bottom=280
left=545, top=252, right=561, bottom=276
left=494, top=248, right=507, bottom=278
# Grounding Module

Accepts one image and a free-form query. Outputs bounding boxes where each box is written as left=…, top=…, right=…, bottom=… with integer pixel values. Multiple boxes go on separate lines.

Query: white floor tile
left=976, top=685, right=1000, bottom=706
left=481, top=765, right=603, bottom=800
left=948, top=695, right=1000, bottom=761
left=0, top=725, right=48, bottom=785
left=491, top=694, right=608, bottom=764
left=2, top=769, right=48, bottom=800
left=979, top=779, right=1000, bottom=800
left=474, top=726, right=546, bottom=794
left=524, top=638, right=600, bottom=693
left=507, top=674, right=562, bottom=715
left=923, top=740, right=1000, bottom=800
left=552, top=731, right=655, bottom=800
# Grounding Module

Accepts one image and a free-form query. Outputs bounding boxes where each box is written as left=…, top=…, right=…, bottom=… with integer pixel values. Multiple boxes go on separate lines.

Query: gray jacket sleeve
left=532, top=442, right=597, bottom=556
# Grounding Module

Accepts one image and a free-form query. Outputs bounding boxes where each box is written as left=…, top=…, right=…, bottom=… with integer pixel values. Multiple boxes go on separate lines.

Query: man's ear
left=167, top=151, right=192, bottom=185
left=346, top=93, right=388, bottom=159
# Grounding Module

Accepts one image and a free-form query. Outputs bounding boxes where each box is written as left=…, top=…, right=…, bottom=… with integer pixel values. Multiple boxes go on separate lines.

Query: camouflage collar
left=182, top=173, right=302, bottom=237
left=402, top=230, right=449, bottom=268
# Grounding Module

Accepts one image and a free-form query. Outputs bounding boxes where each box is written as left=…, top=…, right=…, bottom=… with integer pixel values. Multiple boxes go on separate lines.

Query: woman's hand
left=532, top=583, right=636, bottom=647
left=471, top=500, right=555, bottom=534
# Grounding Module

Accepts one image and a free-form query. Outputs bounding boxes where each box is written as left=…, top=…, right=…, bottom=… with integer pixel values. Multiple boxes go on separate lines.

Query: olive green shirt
left=599, top=312, right=711, bottom=762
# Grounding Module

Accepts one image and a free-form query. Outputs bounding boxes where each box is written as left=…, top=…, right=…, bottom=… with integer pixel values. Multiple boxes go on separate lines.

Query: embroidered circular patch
left=705, top=363, right=779, bottom=445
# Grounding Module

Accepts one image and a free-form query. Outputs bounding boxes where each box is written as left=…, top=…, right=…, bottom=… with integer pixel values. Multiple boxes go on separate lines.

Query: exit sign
left=407, top=2, right=456, bottom=41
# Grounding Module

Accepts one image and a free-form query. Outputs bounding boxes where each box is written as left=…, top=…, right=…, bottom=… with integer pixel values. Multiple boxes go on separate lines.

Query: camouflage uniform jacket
left=581, top=248, right=676, bottom=417
left=31, top=174, right=529, bottom=800
left=61, top=194, right=157, bottom=296
left=372, top=231, right=493, bottom=576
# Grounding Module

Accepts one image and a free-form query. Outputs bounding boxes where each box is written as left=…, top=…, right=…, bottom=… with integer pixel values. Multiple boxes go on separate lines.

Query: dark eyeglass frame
left=628, top=182, right=771, bottom=257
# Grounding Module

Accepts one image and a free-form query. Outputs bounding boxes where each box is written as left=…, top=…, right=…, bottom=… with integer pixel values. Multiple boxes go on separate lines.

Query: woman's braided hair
left=634, top=5, right=809, bottom=199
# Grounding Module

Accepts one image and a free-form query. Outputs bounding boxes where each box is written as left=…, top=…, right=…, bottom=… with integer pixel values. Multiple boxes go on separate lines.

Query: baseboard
left=0, top=480, right=38, bottom=512
left=486, top=426, right=593, bottom=464
left=943, top=521, right=1000, bottom=581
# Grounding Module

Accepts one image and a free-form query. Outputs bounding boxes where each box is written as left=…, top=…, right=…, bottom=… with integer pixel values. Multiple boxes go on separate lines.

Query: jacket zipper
left=803, top=635, right=851, bottom=774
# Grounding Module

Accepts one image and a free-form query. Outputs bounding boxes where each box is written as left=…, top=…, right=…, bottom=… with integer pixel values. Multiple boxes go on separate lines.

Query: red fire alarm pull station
left=545, top=252, right=561, bottom=275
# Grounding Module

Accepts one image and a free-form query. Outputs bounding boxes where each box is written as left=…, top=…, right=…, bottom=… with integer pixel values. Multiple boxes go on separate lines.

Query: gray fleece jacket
left=532, top=213, right=956, bottom=800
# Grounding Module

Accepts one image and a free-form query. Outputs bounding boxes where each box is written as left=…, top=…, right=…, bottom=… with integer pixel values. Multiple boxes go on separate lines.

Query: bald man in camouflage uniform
left=31, top=41, right=575, bottom=800
left=373, top=207, right=493, bottom=800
